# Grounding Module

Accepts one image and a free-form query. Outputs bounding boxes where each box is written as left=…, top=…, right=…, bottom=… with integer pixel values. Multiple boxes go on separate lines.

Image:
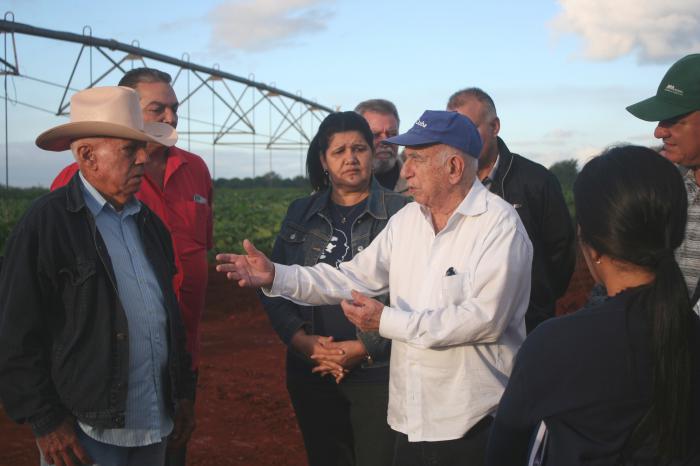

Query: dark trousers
left=287, top=371, right=395, bottom=466
left=392, top=416, right=493, bottom=466
left=164, top=370, right=199, bottom=466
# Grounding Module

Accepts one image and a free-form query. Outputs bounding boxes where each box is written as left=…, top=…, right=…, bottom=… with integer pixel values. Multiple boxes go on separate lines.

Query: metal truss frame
left=0, top=15, right=334, bottom=185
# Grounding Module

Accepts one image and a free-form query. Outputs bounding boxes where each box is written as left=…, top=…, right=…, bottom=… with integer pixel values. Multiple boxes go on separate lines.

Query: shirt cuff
left=379, top=305, right=410, bottom=341
left=263, top=263, right=292, bottom=297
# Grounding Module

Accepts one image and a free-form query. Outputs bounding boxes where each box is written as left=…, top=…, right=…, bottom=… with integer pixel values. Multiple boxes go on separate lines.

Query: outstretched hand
left=216, top=239, right=275, bottom=288
left=341, top=290, right=384, bottom=332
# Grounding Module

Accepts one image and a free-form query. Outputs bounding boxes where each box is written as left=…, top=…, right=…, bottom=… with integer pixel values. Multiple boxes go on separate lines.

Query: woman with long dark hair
left=485, top=145, right=700, bottom=465
left=260, top=111, right=409, bottom=466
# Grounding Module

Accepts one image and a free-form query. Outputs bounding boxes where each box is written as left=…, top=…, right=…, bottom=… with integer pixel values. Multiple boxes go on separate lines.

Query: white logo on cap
left=415, top=120, right=427, bottom=128
left=664, top=84, right=684, bottom=96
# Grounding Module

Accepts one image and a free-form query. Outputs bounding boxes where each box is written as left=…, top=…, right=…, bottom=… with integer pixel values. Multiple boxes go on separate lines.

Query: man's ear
left=73, top=141, right=96, bottom=171
left=491, top=117, right=501, bottom=138
left=448, top=154, right=465, bottom=184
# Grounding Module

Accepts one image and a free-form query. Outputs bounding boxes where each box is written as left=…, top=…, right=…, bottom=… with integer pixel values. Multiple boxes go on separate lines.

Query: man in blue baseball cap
left=216, top=110, right=533, bottom=466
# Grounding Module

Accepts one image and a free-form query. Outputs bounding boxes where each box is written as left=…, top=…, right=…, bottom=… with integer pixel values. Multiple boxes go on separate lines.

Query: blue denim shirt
left=77, top=174, right=172, bottom=446
left=260, top=178, right=410, bottom=370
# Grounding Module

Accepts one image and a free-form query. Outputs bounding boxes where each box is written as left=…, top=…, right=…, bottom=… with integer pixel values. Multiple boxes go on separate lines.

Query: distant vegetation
left=213, top=187, right=306, bottom=256
left=2, top=166, right=580, bottom=257
left=0, top=175, right=309, bottom=257
left=549, top=159, right=578, bottom=219
left=1, top=187, right=49, bottom=254
left=214, top=171, right=309, bottom=190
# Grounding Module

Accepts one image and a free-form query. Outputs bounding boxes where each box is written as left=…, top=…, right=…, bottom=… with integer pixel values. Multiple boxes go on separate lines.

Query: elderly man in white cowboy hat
left=0, top=86, right=196, bottom=466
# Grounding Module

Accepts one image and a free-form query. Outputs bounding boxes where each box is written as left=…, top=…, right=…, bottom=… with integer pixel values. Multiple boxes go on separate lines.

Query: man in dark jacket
left=355, top=99, right=408, bottom=193
left=0, top=86, right=196, bottom=466
left=447, top=88, right=576, bottom=332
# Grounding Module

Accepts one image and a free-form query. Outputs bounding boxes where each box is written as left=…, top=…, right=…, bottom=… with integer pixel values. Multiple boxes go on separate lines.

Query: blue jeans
left=39, top=428, right=167, bottom=466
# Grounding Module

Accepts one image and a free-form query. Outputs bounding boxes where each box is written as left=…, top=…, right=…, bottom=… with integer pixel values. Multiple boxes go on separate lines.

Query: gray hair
left=118, top=67, right=172, bottom=89
left=446, top=87, right=497, bottom=120
left=354, top=99, right=400, bottom=124
left=437, top=145, right=478, bottom=172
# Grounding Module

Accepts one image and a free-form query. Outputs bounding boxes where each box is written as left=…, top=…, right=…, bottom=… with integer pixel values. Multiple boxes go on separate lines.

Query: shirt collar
left=480, top=154, right=500, bottom=188
left=418, top=179, right=489, bottom=227
left=454, top=178, right=488, bottom=218
left=78, top=171, right=141, bottom=217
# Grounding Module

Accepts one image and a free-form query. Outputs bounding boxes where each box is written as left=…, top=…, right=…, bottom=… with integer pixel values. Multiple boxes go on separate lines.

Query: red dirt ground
left=0, top=259, right=593, bottom=465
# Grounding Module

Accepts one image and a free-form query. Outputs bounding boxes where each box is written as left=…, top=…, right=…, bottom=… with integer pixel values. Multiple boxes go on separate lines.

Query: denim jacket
left=260, top=178, right=409, bottom=370
left=0, top=174, right=196, bottom=437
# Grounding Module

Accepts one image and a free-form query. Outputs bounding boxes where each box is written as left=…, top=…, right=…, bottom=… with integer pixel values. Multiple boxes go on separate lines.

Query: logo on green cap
left=626, top=53, right=700, bottom=122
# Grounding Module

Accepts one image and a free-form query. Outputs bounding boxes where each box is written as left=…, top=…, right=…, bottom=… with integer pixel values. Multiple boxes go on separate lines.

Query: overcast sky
left=2, top=0, right=699, bottom=187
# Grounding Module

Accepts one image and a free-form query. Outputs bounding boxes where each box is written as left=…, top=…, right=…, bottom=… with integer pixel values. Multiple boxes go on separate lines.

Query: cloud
left=551, top=0, right=700, bottom=63
left=207, top=0, right=335, bottom=53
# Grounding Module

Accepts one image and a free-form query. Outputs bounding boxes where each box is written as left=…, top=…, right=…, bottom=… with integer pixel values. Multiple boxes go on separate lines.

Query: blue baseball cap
left=382, top=110, right=482, bottom=158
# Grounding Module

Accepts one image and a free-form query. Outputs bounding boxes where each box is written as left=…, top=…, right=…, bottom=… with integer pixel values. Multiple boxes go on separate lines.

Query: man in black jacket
left=0, top=86, right=195, bottom=466
left=447, top=88, right=575, bottom=332
left=355, top=99, right=408, bottom=192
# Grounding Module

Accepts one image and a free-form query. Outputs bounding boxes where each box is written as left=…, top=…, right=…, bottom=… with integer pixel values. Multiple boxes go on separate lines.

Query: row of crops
left=0, top=187, right=308, bottom=257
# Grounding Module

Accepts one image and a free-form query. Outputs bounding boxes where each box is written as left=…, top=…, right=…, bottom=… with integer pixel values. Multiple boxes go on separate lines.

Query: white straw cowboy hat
left=36, top=86, right=177, bottom=151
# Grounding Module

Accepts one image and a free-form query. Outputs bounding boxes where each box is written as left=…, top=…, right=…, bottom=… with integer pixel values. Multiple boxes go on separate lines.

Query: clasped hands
left=215, top=239, right=386, bottom=333
left=291, top=331, right=367, bottom=383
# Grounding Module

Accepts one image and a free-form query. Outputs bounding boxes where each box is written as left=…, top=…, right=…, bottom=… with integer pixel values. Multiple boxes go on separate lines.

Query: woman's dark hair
left=306, top=111, right=374, bottom=191
left=574, top=145, right=692, bottom=459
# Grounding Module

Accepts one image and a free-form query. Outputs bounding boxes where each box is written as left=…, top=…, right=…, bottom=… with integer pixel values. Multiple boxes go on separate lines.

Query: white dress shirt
left=268, top=180, right=533, bottom=441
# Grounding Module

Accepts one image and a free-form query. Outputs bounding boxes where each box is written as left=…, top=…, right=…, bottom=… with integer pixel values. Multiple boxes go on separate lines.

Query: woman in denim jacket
left=260, top=112, right=409, bottom=466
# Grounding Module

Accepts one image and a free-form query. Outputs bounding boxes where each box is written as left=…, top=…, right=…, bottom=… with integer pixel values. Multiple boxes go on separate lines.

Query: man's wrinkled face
left=653, top=110, right=700, bottom=168
left=400, top=144, right=452, bottom=208
left=362, top=110, right=399, bottom=174
left=135, top=81, right=179, bottom=129
left=79, top=137, right=148, bottom=207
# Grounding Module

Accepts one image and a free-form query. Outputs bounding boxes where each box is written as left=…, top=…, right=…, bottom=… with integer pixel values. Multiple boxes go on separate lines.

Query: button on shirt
left=268, top=181, right=533, bottom=441
left=77, top=173, right=173, bottom=446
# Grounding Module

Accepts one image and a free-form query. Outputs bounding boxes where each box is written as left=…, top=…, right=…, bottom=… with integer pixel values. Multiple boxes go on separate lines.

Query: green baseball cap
left=626, top=54, right=700, bottom=122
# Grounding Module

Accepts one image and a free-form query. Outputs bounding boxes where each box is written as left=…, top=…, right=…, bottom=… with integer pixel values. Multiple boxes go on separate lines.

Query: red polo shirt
left=51, top=146, right=213, bottom=369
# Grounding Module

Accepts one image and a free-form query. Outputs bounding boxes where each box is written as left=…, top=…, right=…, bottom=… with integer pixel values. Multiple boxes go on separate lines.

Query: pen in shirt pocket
left=445, top=267, right=456, bottom=276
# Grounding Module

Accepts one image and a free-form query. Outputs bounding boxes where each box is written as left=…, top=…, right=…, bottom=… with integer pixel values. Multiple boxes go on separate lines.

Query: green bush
left=212, top=187, right=307, bottom=256
left=0, top=186, right=306, bottom=258
left=1, top=187, right=49, bottom=254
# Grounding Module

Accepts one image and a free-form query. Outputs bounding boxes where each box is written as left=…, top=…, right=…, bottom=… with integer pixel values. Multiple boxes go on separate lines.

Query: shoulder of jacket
left=283, top=193, right=319, bottom=221
left=19, top=189, right=69, bottom=225
left=508, top=153, right=554, bottom=180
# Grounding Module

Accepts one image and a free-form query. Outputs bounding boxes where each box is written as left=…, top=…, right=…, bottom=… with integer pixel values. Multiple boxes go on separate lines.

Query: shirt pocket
left=175, top=200, right=211, bottom=247
left=58, top=259, right=97, bottom=337
left=278, top=222, right=308, bottom=264
left=441, top=272, right=469, bottom=307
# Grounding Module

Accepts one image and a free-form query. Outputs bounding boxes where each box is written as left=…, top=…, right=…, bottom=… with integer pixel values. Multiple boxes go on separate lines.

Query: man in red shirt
left=51, top=68, right=213, bottom=465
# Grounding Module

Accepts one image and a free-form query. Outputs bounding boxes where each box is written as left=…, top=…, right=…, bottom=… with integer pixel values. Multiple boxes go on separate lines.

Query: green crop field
left=212, top=187, right=307, bottom=256
left=1, top=187, right=49, bottom=254
left=0, top=186, right=307, bottom=257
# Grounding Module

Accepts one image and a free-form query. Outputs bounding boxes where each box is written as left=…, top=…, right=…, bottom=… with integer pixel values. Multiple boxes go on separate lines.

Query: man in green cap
left=627, top=53, right=700, bottom=312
